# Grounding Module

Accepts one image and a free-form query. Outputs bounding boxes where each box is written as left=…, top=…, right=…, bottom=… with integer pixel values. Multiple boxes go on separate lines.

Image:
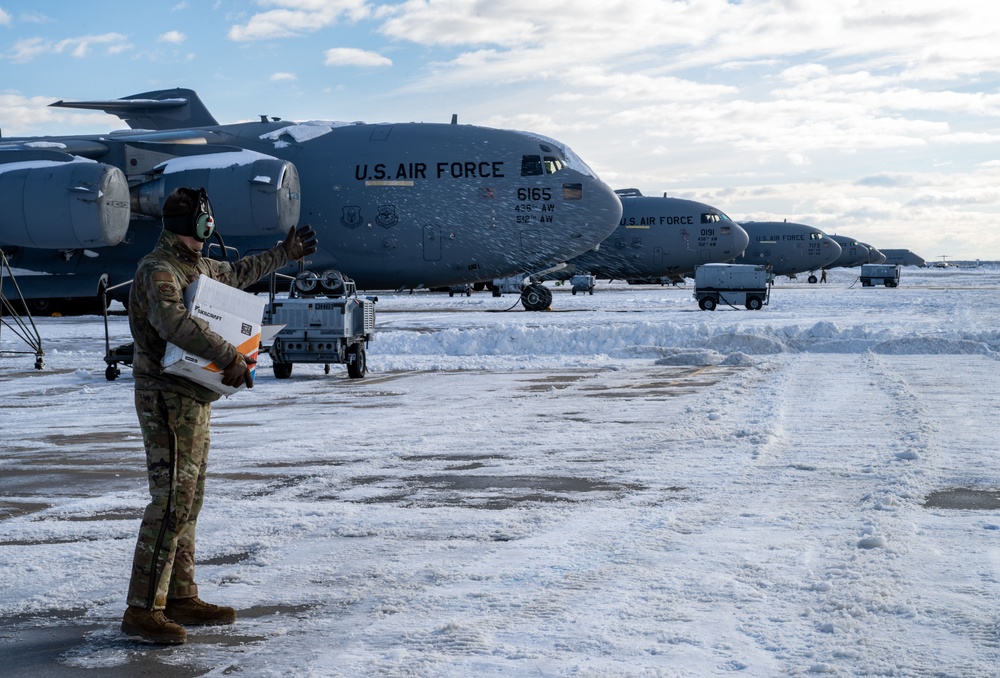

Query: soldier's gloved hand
left=282, top=224, right=319, bottom=261
left=221, top=353, right=254, bottom=388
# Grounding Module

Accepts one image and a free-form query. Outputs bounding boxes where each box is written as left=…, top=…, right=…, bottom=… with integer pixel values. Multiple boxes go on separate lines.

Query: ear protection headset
left=162, top=187, right=216, bottom=242
left=191, top=188, right=216, bottom=242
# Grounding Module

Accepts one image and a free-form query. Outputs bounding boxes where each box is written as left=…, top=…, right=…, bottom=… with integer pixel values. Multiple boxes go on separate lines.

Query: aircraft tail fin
left=50, top=88, right=219, bottom=131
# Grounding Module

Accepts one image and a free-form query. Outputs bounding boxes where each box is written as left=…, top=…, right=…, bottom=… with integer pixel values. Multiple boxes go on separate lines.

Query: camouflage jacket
left=129, top=230, right=289, bottom=402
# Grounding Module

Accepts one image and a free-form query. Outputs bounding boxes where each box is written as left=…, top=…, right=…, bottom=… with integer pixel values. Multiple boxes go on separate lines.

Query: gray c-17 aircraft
left=550, top=189, right=749, bottom=284
left=731, top=220, right=842, bottom=282
left=826, top=235, right=873, bottom=269
left=860, top=242, right=887, bottom=264
left=0, top=88, right=622, bottom=314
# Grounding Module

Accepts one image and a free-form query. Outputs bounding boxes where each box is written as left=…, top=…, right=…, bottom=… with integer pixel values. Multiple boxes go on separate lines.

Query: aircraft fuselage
left=564, top=195, right=749, bottom=280
left=3, top=117, right=622, bottom=302
left=733, top=221, right=842, bottom=276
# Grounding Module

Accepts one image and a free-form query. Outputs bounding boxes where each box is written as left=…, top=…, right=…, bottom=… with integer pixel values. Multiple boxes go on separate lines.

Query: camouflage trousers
left=126, top=389, right=212, bottom=610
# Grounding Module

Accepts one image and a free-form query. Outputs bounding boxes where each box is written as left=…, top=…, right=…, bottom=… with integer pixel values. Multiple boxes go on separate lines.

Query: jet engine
left=0, top=152, right=130, bottom=249
left=131, top=152, right=300, bottom=237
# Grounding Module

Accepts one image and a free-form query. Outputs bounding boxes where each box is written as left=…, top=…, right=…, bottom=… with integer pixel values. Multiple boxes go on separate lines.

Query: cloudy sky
left=2, top=0, right=999, bottom=261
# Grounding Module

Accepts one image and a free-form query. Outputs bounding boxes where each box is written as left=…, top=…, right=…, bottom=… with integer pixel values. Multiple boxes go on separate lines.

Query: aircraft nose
left=822, top=236, right=843, bottom=266
left=587, top=178, right=623, bottom=242
left=732, top=222, right=750, bottom=256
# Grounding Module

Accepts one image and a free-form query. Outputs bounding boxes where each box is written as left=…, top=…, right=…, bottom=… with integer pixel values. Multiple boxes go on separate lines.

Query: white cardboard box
left=162, top=274, right=266, bottom=396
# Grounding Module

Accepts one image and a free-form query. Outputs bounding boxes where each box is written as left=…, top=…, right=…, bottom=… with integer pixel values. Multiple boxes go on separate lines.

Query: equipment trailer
left=262, top=271, right=376, bottom=379
left=693, top=263, right=773, bottom=311
left=859, top=264, right=900, bottom=287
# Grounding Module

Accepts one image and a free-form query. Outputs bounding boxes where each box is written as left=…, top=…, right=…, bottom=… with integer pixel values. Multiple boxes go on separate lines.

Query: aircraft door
left=423, top=223, right=442, bottom=261
left=700, top=248, right=711, bottom=263
left=653, top=247, right=664, bottom=267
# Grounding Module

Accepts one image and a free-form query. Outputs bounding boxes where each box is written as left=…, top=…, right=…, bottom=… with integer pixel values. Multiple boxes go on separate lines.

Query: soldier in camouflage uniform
left=121, top=187, right=317, bottom=644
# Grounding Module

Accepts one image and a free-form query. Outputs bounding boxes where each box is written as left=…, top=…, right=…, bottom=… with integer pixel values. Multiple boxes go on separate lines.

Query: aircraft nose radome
left=823, top=237, right=843, bottom=265
left=589, top=179, right=623, bottom=241
left=732, top=223, right=750, bottom=255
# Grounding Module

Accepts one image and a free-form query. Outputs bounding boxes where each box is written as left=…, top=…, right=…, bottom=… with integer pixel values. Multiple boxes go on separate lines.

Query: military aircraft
left=826, top=235, right=873, bottom=269
left=880, top=249, right=925, bottom=267
left=550, top=189, right=749, bottom=283
left=731, top=220, right=842, bottom=282
left=0, top=88, right=622, bottom=314
left=860, top=242, right=887, bottom=264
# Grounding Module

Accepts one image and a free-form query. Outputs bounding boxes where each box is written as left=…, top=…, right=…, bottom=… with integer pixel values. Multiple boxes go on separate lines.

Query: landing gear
left=521, top=284, right=552, bottom=311
left=808, top=274, right=818, bottom=284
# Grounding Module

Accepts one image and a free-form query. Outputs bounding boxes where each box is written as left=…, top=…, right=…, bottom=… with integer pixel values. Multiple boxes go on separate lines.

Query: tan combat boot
left=164, top=596, right=237, bottom=626
left=121, top=606, right=187, bottom=644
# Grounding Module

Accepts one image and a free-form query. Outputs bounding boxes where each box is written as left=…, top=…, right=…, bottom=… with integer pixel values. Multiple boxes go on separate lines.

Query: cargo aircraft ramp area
left=3, top=265, right=1000, bottom=676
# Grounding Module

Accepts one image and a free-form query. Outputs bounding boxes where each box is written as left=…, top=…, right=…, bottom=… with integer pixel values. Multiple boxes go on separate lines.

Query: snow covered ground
left=3, top=265, right=1000, bottom=677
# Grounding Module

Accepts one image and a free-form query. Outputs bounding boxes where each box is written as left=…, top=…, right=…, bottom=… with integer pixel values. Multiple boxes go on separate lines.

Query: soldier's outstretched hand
left=282, top=224, right=319, bottom=261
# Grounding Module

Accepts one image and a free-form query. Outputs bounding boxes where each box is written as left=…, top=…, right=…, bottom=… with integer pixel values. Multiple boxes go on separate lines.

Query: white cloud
left=158, top=30, right=185, bottom=44
left=271, top=71, right=297, bottom=81
left=6, top=33, right=131, bottom=62
left=0, top=93, right=124, bottom=136
left=0, top=8, right=11, bottom=25
left=228, top=0, right=369, bottom=41
left=324, top=47, right=391, bottom=68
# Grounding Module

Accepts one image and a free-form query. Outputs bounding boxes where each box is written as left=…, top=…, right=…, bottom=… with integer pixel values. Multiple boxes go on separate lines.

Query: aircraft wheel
left=521, top=284, right=552, bottom=311
left=347, top=343, right=367, bottom=379
left=699, top=296, right=717, bottom=311
left=808, top=275, right=818, bottom=284
left=745, top=296, right=763, bottom=311
left=27, top=297, right=60, bottom=316
left=105, top=364, right=120, bottom=381
left=324, top=363, right=331, bottom=374
left=273, top=361, right=293, bottom=379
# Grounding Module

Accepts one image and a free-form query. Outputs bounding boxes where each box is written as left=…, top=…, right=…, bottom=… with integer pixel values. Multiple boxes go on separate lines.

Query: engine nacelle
left=0, top=153, right=130, bottom=249
left=131, top=151, right=300, bottom=237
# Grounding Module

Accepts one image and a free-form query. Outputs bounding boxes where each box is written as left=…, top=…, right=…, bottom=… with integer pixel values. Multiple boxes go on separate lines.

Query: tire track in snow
left=678, top=352, right=929, bottom=673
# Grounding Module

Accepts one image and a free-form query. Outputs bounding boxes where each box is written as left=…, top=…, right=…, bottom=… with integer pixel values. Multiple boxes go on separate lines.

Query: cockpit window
left=701, top=212, right=734, bottom=223
left=521, top=155, right=543, bottom=177
left=544, top=156, right=565, bottom=174
left=810, top=232, right=823, bottom=240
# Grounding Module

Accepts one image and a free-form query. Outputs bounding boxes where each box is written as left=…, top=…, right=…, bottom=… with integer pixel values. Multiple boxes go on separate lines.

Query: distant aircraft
left=556, top=189, right=749, bottom=283
left=731, top=221, right=842, bottom=281
left=826, top=235, right=873, bottom=269
left=0, top=88, right=622, bottom=314
left=493, top=189, right=749, bottom=309
left=859, top=242, right=886, bottom=264
left=880, top=249, right=926, bottom=267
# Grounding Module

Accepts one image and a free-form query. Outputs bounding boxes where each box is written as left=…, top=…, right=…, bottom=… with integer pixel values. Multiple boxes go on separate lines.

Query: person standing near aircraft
left=121, top=187, right=318, bottom=644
